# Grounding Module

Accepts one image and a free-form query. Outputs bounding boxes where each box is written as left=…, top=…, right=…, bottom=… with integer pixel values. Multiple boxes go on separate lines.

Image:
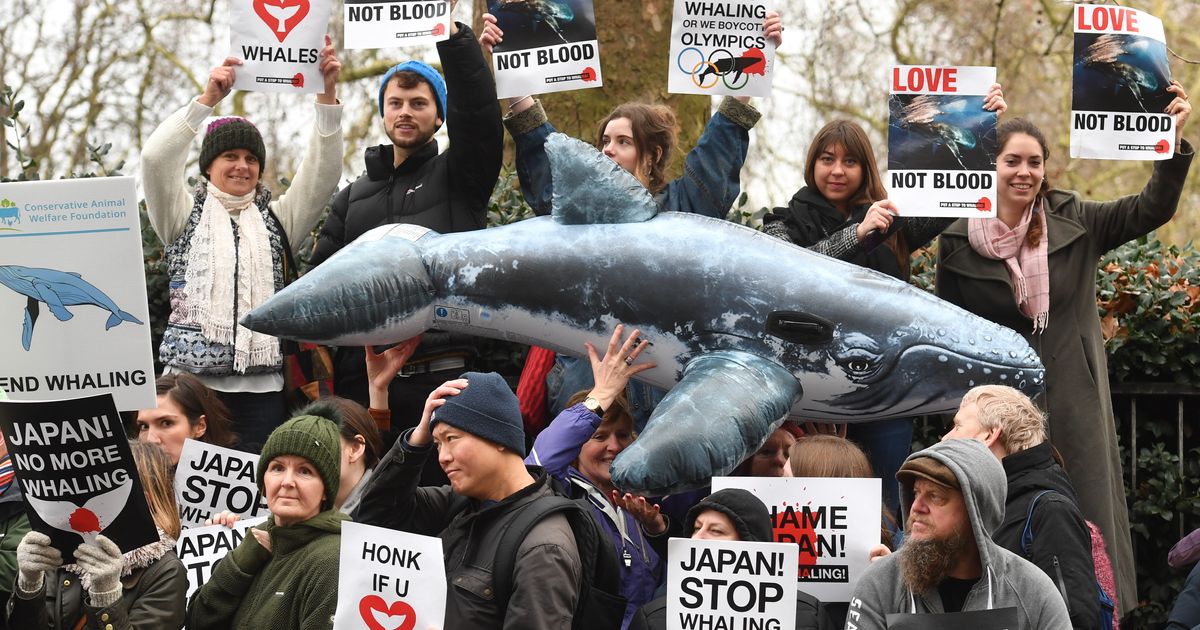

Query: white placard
left=344, top=0, right=450, bottom=49
left=229, top=0, right=333, bottom=94
left=1070, top=4, right=1174, bottom=160
left=175, top=517, right=269, bottom=599
left=0, top=177, right=154, bottom=411
left=886, top=65, right=998, bottom=218
left=487, top=0, right=602, bottom=99
left=174, top=439, right=267, bottom=528
left=713, top=476, right=881, bottom=602
left=334, top=521, right=447, bottom=630
left=667, top=0, right=776, bottom=98
left=666, top=537, right=798, bottom=630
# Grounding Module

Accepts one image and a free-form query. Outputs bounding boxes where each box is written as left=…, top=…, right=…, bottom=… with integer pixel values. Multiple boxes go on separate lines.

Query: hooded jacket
left=845, top=439, right=1070, bottom=630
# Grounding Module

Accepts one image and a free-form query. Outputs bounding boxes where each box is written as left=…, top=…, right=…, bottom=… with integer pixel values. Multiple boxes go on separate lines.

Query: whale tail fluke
left=105, top=310, right=143, bottom=331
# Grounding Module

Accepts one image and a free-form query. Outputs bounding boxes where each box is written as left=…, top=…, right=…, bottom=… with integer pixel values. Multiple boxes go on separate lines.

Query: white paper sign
left=229, top=0, right=333, bottom=94
left=666, top=537, right=798, bottom=630
left=667, top=0, right=776, bottom=98
left=713, top=476, right=881, bottom=602
left=0, top=177, right=154, bottom=411
left=175, top=517, right=269, bottom=599
left=886, top=65, right=998, bottom=218
left=487, top=0, right=602, bottom=99
left=334, top=521, right=447, bottom=630
left=344, top=0, right=450, bottom=49
left=174, top=439, right=267, bottom=528
left=1070, top=4, right=1174, bottom=160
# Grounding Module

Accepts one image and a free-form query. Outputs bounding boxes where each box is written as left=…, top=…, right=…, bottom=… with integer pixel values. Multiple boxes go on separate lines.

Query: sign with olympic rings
left=668, top=0, right=776, bottom=97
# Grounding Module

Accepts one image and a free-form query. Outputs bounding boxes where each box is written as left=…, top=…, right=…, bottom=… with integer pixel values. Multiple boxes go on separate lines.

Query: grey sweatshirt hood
left=898, top=438, right=1007, bottom=570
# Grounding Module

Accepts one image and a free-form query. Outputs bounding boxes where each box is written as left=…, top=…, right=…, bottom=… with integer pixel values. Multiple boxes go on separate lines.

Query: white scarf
left=183, top=182, right=280, bottom=372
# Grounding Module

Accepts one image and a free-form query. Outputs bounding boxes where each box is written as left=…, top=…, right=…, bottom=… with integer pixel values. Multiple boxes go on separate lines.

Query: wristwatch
left=583, top=397, right=606, bottom=417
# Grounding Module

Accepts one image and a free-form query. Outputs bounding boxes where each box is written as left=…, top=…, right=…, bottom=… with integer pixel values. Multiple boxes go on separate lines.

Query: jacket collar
left=268, top=508, right=348, bottom=556
left=940, top=196, right=1088, bottom=284
left=364, top=140, right=440, bottom=181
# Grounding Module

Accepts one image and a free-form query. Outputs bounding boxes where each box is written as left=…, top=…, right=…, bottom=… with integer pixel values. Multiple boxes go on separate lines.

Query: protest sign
left=884, top=607, right=1019, bottom=629
left=886, top=65, right=998, bottom=218
left=176, top=516, right=269, bottom=599
left=713, top=476, right=880, bottom=602
left=0, top=177, right=153, bottom=411
left=1071, top=5, right=1174, bottom=160
left=334, top=521, right=446, bottom=630
left=487, top=0, right=602, bottom=99
left=175, top=439, right=267, bottom=528
left=0, top=394, right=158, bottom=562
left=230, top=0, right=333, bottom=94
left=666, top=537, right=797, bottom=630
left=668, top=0, right=776, bottom=98
left=344, top=0, right=450, bottom=49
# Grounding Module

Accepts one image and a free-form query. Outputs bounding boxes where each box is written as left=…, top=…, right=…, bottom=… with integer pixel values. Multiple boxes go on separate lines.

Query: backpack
left=493, top=495, right=628, bottom=630
left=1021, top=489, right=1116, bottom=630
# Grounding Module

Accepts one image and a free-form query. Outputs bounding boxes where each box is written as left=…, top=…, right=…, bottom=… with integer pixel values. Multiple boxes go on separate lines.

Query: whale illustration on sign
left=0, top=265, right=144, bottom=351
left=242, top=133, right=1044, bottom=495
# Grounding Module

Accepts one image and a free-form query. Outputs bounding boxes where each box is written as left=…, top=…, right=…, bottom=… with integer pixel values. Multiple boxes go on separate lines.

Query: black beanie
left=431, top=372, right=526, bottom=456
left=199, top=117, right=267, bottom=179
left=685, top=488, right=774, bottom=542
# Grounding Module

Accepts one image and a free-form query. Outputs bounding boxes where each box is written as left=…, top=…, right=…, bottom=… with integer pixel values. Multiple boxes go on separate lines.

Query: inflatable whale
left=242, top=133, right=1044, bottom=495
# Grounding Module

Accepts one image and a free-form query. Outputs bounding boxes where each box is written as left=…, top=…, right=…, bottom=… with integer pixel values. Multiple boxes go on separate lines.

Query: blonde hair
left=961, top=385, right=1047, bottom=454
left=130, top=440, right=181, bottom=539
left=787, top=435, right=873, bottom=478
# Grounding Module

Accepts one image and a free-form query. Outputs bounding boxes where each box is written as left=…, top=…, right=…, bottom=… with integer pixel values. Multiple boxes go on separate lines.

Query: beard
left=898, top=525, right=972, bottom=595
left=386, top=124, right=435, bottom=150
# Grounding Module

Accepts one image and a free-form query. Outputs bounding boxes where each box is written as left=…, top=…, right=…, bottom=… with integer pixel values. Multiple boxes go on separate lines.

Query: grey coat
left=936, top=141, right=1194, bottom=611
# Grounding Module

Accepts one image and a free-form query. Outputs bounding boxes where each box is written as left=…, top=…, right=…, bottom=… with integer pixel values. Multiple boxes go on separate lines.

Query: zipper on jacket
left=1051, top=555, right=1070, bottom=614
left=385, top=174, right=396, bottom=224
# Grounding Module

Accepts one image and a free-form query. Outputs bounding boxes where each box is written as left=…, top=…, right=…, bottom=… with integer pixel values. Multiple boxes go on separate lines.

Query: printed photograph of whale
left=0, top=265, right=144, bottom=351
left=242, top=133, right=1044, bottom=495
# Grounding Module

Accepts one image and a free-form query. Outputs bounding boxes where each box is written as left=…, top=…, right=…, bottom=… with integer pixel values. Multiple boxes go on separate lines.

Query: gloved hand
left=74, top=535, right=125, bottom=608
left=16, top=531, right=62, bottom=595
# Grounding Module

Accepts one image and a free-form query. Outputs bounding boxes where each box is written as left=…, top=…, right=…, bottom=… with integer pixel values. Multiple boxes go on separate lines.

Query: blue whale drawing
left=242, top=133, right=1044, bottom=495
left=0, top=265, right=144, bottom=351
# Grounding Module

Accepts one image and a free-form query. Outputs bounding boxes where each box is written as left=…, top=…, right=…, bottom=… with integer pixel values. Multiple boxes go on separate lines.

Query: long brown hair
left=595, top=103, right=679, bottom=194
left=788, top=435, right=897, bottom=549
left=130, top=440, right=181, bottom=539
left=155, top=373, right=238, bottom=448
left=298, top=397, right=383, bottom=470
left=996, top=117, right=1049, bottom=247
left=806, top=120, right=910, bottom=277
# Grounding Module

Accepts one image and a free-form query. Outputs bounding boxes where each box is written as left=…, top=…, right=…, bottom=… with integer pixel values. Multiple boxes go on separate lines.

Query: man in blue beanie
left=355, top=372, right=583, bottom=629
left=310, top=0, right=502, bottom=455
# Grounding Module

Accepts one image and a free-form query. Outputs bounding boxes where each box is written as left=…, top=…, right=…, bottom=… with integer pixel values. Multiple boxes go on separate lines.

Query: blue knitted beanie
left=377, top=60, right=448, bottom=122
left=431, top=372, right=525, bottom=456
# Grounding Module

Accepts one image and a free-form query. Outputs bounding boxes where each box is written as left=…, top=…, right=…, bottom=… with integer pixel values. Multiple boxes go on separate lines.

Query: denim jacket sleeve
left=525, top=404, right=602, bottom=481
left=506, top=101, right=558, bottom=217
left=659, top=97, right=760, bottom=218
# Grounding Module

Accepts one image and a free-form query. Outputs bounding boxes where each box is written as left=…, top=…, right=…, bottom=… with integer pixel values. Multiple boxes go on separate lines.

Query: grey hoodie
left=845, top=439, right=1070, bottom=630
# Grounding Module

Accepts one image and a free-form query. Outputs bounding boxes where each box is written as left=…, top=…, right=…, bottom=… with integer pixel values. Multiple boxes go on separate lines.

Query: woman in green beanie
left=186, top=413, right=347, bottom=630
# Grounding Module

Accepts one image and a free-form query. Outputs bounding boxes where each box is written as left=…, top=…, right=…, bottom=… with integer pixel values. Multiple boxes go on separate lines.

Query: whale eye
left=835, top=348, right=881, bottom=380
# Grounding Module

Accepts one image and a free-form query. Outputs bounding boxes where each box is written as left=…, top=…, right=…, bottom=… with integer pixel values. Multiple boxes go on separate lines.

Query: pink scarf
left=967, top=203, right=1050, bottom=332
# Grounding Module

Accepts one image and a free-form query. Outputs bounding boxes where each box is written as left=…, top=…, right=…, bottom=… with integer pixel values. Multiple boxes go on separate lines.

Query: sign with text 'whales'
left=488, top=0, right=602, bottom=98
left=230, top=0, right=333, bottom=94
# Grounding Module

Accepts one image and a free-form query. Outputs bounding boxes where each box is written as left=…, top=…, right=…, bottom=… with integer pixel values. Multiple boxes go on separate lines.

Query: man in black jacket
left=943, top=385, right=1103, bottom=629
left=310, top=7, right=503, bottom=445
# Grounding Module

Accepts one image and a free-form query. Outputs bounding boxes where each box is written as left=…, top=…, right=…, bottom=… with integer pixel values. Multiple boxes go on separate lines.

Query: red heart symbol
left=359, top=595, right=417, bottom=630
left=431, top=23, right=445, bottom=36
left=581, top=67, right=597, bottom=82
left=252, top=0, right=311, bottom=43
left=976, top=196, right=992, bottom=212
left=1155, top=139, right=1171, bottom=154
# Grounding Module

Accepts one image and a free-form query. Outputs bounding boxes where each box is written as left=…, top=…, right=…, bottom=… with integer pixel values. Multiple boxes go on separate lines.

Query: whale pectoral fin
left=609, top=350, right=802, bottom=496
left=21, top=297, right=38, bottom=351
left=32, top=282, right=71, bottom=321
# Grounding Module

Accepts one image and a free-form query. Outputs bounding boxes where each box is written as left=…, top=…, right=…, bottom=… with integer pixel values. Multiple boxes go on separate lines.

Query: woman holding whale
left=935, top=81, right=1193, bottom=612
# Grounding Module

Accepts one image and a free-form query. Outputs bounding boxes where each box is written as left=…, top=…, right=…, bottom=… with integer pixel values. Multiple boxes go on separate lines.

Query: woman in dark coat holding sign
left=8, top=441, right=188, bottom=629
left=935, top=82, right=1193, bottom=613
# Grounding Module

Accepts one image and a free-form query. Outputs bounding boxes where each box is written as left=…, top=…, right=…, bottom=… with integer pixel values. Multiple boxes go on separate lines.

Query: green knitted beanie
left=257, top=414, right=341, bottom=510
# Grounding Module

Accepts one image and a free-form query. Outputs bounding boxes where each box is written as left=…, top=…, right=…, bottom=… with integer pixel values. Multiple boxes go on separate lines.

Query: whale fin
left=33, top=282, right=72, bottom=321
left=105, top=310, right=143, bottom=330
left=546, top=133, right=659, bottom=225
left=21, top=297, right=38, bottom=351
left=67, top=272, right=82, bottom=278
left=610, top=351, right=802, bottom=495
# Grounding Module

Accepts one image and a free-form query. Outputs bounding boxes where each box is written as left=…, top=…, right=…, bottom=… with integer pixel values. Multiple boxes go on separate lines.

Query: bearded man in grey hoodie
left=845, top=438, right=1069, bottom=629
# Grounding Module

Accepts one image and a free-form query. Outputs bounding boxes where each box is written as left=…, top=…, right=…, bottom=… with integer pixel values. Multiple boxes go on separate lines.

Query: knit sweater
left=185, top=510, right=348, bottom=630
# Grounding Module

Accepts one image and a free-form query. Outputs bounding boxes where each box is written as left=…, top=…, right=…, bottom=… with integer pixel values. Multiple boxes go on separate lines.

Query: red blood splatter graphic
left=581, top=67, right=597, bottom=82
left=976, top=196, right=992, bottom=212
left=773, top=503, right=818, bottom=576
left=431, top=23, right=445, bottom=36
left=739, top=48, right=767, bottom=76
left=292, top=73, right=305, bottom=88
left=1155, top=139, right=1171, bottom=154
left=69, top=507, right=101, bottom=533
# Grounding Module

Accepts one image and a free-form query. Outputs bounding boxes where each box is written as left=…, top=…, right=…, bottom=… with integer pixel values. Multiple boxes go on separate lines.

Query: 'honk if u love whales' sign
left=334, top=521, right=446, bottom=630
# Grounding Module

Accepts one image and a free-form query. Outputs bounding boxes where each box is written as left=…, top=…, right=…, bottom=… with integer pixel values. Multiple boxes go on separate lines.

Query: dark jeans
left=216, top=389, right=287, bottom=454
left=1168, top=562, right=1200, bottom=630
left=845, top=417, right=914, bottom=517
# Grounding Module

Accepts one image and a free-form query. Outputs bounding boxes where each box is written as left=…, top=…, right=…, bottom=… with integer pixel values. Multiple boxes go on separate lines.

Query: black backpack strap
left=492, top=496, right=586, bottom=605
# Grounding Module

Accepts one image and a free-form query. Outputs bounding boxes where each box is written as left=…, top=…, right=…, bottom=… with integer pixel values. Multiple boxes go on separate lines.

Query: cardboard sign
left=666, top=537, right=798, bottom=630
left=668, top=0, right=776, bottom=98
left=488, top=0, right=602, bottom=98
left=1070, top=5, right=1173, bottom=160
left=885, top=607, right=1019, bottom=629
left=0, top=177, right=154, bottom=411
left=713, top=476, right=881, bottom=602
left=176, top=516, right=269, bottom=599
left=230, top=0, right=333, bottom=93
left=334, top=521, right=447, bottom=630
left=0, top=394, right=157, bottom=562
left=886, top=65, right=998, bottom=218
left=344, top=0, right=451, bottom=49
left=175, top=439, right=267, bottom=528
